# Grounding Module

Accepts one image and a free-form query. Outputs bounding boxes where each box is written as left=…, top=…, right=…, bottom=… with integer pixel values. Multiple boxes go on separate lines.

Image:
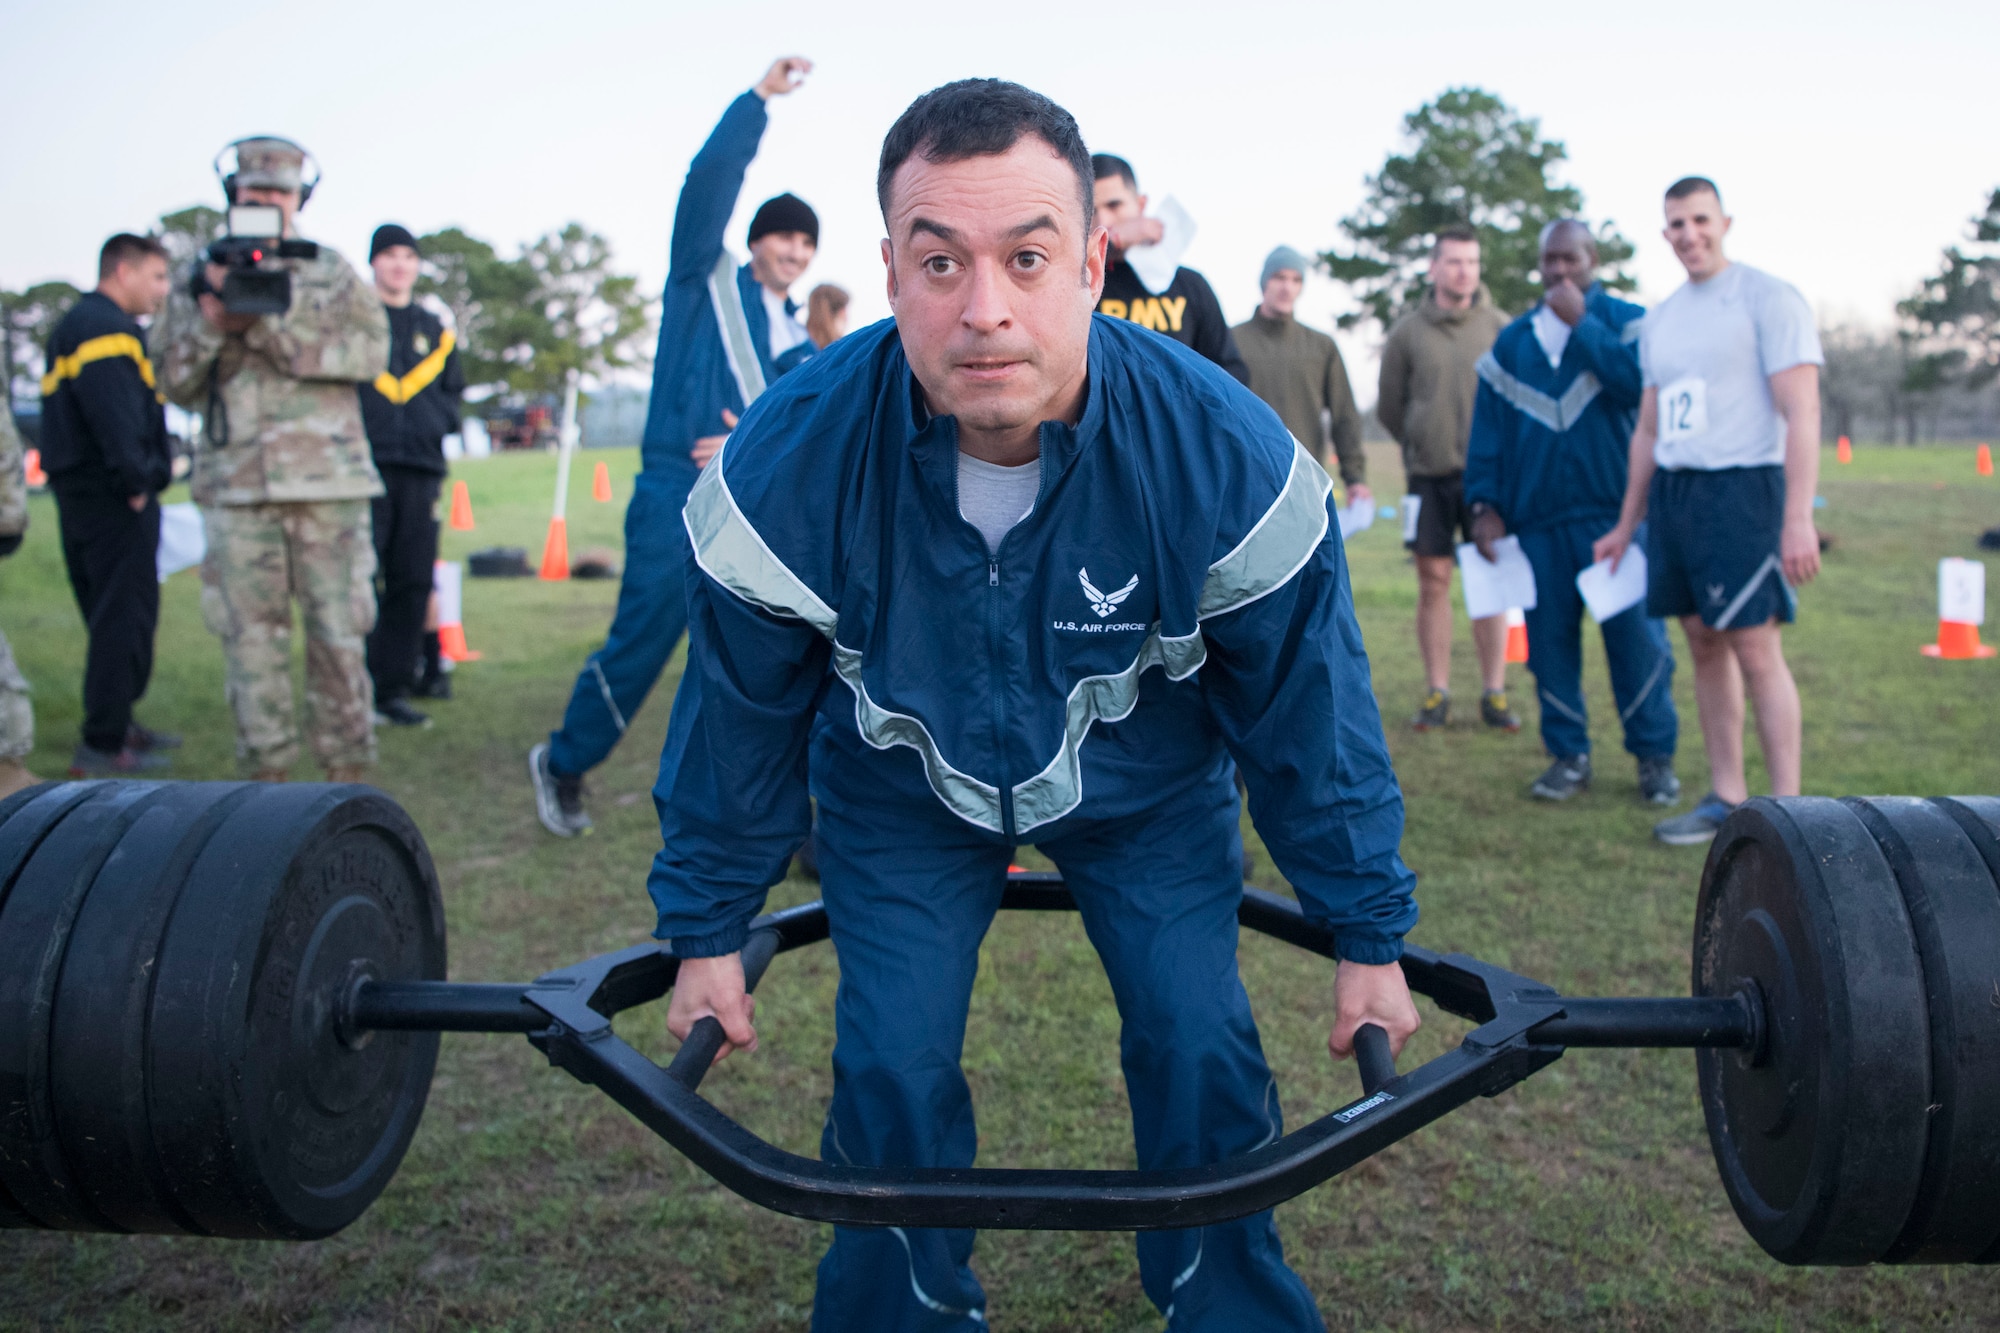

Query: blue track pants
left=1517, top=519, right=1678, bottom=762
left=808, top=767, right=1325, bottom=1332
left=547, top=465, right=697, bottom=776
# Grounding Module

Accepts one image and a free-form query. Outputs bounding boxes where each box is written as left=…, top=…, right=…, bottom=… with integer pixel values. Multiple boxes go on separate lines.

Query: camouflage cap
left=232, top=137, right=306, bottom=191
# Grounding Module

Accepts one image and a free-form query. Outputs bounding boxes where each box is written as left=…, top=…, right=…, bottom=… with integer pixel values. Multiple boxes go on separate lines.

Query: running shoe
left=1530, top=754, right=1591, bottom=801
left=529, top=741, right=593, bottom=838
left=1410, top=689, right=1451, bottom=730
left=1480, top=690, right=1522, bottom=732
left=1655, top=792, right=1737, bottom=846
left=69, top=743, right=170, bottom=777
left=1637, top=755, right=1682, bottom=806
left=411, top=673, right=453, bottom=701
left=126, top=722, right=182, bottom=751
left=373, top=698, right=433, bottom=729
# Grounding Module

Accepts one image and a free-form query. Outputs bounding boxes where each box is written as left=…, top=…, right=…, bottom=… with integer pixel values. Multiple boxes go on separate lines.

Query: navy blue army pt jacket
left=641, top=91, right=800, bottom=473
left=648, top=315, right=1418, bottom=966
left=1463, top=285, right=1645, bottom=534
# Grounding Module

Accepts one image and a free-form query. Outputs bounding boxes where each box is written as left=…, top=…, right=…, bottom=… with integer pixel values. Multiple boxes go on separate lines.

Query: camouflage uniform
left=0, top=408, right=33, bottom=761
left=152, top=138, right=390, bottom=775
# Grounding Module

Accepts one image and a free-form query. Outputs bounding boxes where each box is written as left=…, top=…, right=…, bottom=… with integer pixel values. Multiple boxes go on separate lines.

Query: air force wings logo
left=1079, top=567, right=1137, bottom=619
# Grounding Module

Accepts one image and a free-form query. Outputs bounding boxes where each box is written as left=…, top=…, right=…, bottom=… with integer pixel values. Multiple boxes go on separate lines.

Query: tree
left=1, top=280, right=82, bottom=407
left=1897, top=187, right=2000, bottom=393
left=153, top=205, right=225, bottom=269
left=416, top=223, right=653, bottom=401
left=1322, top=88, right=1635, bottom=330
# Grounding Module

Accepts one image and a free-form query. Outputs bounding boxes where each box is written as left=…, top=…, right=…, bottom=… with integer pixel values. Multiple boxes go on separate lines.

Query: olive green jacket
left=1231, top=310, right=1366, bottom=487
left=1376, top=286, right=1507, bottom=478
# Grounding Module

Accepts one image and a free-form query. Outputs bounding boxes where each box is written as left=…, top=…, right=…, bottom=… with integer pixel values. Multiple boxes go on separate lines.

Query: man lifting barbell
left=654, top=78, right=1419, bottom=1330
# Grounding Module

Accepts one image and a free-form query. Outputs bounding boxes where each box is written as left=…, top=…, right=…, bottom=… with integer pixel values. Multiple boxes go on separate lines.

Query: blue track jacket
left=1464, top=286, right=1645, bottom=532
left=649, top=315, right=1418, bottom=965
left=640, top=91, right=798, bottom=472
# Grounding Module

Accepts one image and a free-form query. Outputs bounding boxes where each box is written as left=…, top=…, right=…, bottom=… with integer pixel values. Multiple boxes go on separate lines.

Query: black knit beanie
left=748, top=193, right=819, bottom=246
left=370, top=223, right=421, bottom=261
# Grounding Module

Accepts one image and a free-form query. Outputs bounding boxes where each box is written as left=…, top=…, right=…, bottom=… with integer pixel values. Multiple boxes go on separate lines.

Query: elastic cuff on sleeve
left=664, top=922, right=750, bottom=959
left=1335, top=935, right=1406, bottom=966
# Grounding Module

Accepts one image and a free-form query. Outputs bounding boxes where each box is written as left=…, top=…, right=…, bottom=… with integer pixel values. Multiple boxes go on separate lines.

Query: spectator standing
left=38, top=233, right=178, bottom=775
left=0, top=408, right=37, bottom=798
left=775, top=282, right=850, bottom=376
left=1091, top=154, right=1250, bottom=384
left=358, top=224, right=463, bottom=730
left=153, top=136, right=390, bottom=783
left=1464, top=220, right=1680, bottom=804
left=1233, top=246, right=1369, bottom=503
left=528, top=57, right=819, bottom=837
left=1377, top=226, right=1513, bottom=732
left=1594, top=178, right=1822, bottom=845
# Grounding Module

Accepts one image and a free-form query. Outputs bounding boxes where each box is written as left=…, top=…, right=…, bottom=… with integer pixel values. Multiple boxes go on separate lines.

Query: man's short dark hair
left=1433, top=224, right=1479, bottom=256
left=1665, top=176, right=1723, bottom=208
left=100, top=233, right=168, bottom=280
left=1091, top=154, right=1136, bottom=191
left=877, top=79, right=1094, bottom=228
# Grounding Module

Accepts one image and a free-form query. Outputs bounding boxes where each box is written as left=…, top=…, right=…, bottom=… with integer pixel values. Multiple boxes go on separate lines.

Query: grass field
left=2, top=441, right=1997, bottom=1331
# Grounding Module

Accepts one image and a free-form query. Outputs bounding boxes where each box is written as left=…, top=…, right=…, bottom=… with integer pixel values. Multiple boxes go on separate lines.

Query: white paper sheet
left=1576, top=547, right=1650, bottom=623
left=156, top=502, right=205, bottom=582
left=1939, top=557, right=1986, bottom=625
left=1337, top=498, right=1374, bottom=540
left=1456, top=536, right=1538, bottom=619
left=1121, top=196, right=1196, bottom=295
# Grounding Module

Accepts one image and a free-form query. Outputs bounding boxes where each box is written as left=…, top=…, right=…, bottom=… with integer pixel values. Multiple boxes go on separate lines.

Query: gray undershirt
left=957, top=451, right=1041, bottom=555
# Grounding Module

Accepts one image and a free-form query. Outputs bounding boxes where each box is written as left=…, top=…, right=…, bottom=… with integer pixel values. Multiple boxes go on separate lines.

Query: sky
left=5, top=0, right=1994, bottom=405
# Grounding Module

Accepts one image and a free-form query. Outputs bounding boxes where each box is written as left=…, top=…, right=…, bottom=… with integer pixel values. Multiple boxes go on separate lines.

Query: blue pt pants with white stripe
left=546, top=465, right=697, bottom=777
left=809, top=762, right=1324, bottom=1332
left=1517, top=518, right=1678, bottom=762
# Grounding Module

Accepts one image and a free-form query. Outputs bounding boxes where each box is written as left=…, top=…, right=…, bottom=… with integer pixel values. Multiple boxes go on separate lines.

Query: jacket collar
left=898, top=317, right=1106, bottom=493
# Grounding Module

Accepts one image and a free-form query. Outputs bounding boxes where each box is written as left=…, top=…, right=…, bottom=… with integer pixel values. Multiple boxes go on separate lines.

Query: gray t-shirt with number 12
left=1640, top=261, right=1823, bottom=471
left=958, top=451, right=1042, bottom=555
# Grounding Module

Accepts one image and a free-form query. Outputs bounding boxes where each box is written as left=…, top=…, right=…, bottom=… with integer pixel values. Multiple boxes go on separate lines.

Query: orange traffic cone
left=592, top=460, right=613, bottom=503
left=23, top=449, right=47, bottom=487
left=432, top=560, right=482, bottom=661
left=1921, top=558, right=1995, bottom=659
left=1836, top=436, right=1852, bottom=464
left=1978, top=443, right=1993, bottom=477
left=539, top=516, right=570, bottom=581
left=1504, top=607, right=1529, bottom=664
left=449, top=479, right=475, bottom=530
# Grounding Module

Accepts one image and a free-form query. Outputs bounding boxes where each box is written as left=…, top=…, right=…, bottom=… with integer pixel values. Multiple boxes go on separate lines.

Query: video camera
left=191, top=204, right=319, bottom=316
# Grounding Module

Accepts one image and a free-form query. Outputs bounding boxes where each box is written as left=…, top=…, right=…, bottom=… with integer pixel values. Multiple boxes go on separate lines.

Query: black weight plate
left=1694, top=797, right=1931, bottom=1265
left=1845, top=798, right=2000, bottom=1262
left=0, top=781, right=102, bottom=1232
left=148, top=784, right=444, bottom=1240
left=1928, top=796, right=2000, bottom=1266
left=0, top=781, right=167, bottom=1230
left=50, top=782, right=259, bottom=1235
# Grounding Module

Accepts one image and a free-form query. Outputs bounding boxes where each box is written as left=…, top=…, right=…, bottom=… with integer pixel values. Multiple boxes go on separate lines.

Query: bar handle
left=665, top=927, right=782, bottom=1091
left=1354, top=1023, right=1396, bottom=1097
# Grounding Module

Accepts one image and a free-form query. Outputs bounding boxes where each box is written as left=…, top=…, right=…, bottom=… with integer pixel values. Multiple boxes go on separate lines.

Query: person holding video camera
left=153, top=136, right=390, bottom=783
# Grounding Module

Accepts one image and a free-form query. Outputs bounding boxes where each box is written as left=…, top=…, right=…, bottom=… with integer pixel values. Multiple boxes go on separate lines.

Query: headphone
left=214, top=135, right=321, bottom=208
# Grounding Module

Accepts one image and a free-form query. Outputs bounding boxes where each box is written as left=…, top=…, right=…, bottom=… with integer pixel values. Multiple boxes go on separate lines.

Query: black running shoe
left=373, top=698, right=433, bottom=729
left=529, top=742, right=593, bottom=837
left=1480, top=690, right=1522, bottom=732
left=1637, top=755, right=1682, bottom=806
left=411, top=673, right=454, bottom=701
left=1410, top=689, right=1450, bottom=731
left=70, top=743, right=170, bottom=777
left=126, top=722, right=182, bottom=751
left=1530, top=754, right=1591, bottom=801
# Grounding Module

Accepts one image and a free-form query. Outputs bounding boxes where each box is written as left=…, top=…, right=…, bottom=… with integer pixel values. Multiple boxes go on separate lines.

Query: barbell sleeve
left=1354, top=1023, right=1396, bottom=1096
left=1528, top=995, right=1761, bottom=1050
left=664, top=927, right=785, bottom=1091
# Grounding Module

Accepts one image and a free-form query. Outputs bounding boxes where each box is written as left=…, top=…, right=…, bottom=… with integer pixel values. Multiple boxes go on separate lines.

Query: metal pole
left=550, top=370, right=579, bottom=521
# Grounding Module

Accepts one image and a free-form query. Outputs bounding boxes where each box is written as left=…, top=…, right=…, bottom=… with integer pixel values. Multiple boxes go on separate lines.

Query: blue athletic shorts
left=1645, top=465, right=1796, bottom=629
